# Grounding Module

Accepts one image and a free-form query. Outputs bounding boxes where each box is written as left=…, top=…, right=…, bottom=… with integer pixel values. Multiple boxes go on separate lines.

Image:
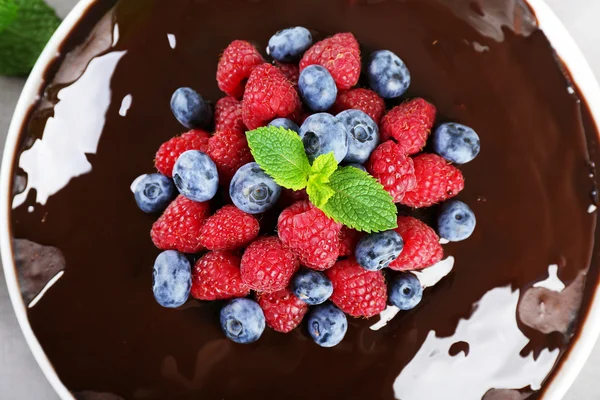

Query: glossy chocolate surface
left=9, top=0, right=600, bottom=399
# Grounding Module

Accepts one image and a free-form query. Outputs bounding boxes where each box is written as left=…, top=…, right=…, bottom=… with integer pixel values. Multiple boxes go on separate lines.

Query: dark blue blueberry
left=298, top=65, right=338, bottom=112
left=432, top=123, right=481, bottom=164
left=152, top=250, right=191, bottom=308
left=172, top=150, right=219, bottom=202
left=388, top=273, right=423, bottom=311
left=230, top=162, right=281, bottom=214
left=307, top=303, right=348, bottom=348
left=170, top=87, right=212, bottom=129
left=347, top=163, right=366, bottom=172
left=355, top=230, right=404, bottom=271
left=437, top=200, right=476, bottom=242
left=268, top=118, right=300, bottom=133
left=220, top=298, right=266, bottom=344
left=291, top=269, right=333, bottom=305
left=337, top=109, right=380, bottom=164
left=267, top=26, right=312, bottom=63
left=367, top=50, right=411, bottom=99
left=132, top=173, right=176, bottom=213
left=299, top=113, right=348, bottom=163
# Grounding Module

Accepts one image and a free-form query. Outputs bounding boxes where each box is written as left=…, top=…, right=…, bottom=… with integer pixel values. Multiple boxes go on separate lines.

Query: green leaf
left=310, top=152, right=338, bottom=179
left=306, top=179, right=334, bottom=208
left=322, top=166, right=398, bottom=233
left=306, top=152, right=337, bottom=207
left=246, top=126, right=311, bottom=191
left=0, top=0, right=61, bottom=76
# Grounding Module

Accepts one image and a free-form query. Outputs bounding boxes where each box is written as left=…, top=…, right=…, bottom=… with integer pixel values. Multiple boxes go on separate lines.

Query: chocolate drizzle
left=8, top=0, right=600, bottom=399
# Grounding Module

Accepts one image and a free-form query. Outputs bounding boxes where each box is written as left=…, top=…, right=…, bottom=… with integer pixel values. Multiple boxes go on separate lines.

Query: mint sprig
left=246, top=126, right=397, bottom=232
left=0, top=0, right=61, bottom=76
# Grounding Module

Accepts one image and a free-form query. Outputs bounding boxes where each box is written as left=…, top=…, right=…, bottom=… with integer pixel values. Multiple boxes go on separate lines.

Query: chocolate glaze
left=8, top=0, right=600, bottom=399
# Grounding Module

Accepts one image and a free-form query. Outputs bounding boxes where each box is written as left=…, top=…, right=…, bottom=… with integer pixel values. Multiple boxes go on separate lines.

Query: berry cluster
left=132, top=26, right=480, bottom=347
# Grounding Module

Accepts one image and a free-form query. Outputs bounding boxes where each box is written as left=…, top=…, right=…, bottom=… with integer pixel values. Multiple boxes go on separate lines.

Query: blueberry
left=170, top=87, right=212, bottom=129
left=268, top=118, right=300, bottom=133
left=220, top=298, right=266, bottom=344
left=230, top=162, right=281, bottom=214
left=355, top=230, right=404, bottom=271
left=298, top=65, right=338, bottom=112
left=291, top=269, right=333, bottom=305
left=172, top=150, right=219, bottom=202
left=388, top=273, right=423, bottom=310
left=347, top=163, right=366, bottom=172
left=152, top=250, right=191, bottom=308
left=132, top=173, right=176, bottom=213
left=437, top=200, right=476, bottom=242
left=307, top=303, right=348, bottom=347
left=267, top=26, right=312, bottom=63
left=367, top=50, right=411, bottom=99
left=432, top=123, right=480, bottom=164
left=299, top=113, right=348, bottom=163
left=337, top=109, right=380, bottom=164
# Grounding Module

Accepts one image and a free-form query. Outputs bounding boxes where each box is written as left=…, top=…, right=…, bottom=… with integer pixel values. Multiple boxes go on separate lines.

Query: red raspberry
left=278, top=200, right=342, bottom=271
left=151, top=195, right=210, bottom=253
left=401, top=153, right=465, bottom=208
left=380, top=98, right=437, bottom=154
left=191, top=251, right=250, bottom=300
left=217, top=40, right=265, bottom=99
left=326, top=258, right=387, bottom=318
left=367, top=141, right=417, bottom=203
left=257, top=288, right=308, bottom=333
left=214, top=97, right=246, bottom=135
left=390, top=216, right=443, bottom=271
left=206, top=130, right=253, bottom=182
left=199, top=205, right=259, bottom=251
left=278, top=188, right=308, bottom=208
left=300, top=33, right=361, bottom=90
left=241, top=236, right=299, bottom=293
left=275, top=62, right=299, bottom=89
left=339, top=227, right=364, bottom=257
left=331, top=88, right=386, bottom=124
left=242, top=64, right=301, bottom=130
left=155, top=130, right=210, bottom=177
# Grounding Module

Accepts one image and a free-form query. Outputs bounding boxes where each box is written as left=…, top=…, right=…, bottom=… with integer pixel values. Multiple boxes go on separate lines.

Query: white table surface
left=1, top=0, right=599, bottom=399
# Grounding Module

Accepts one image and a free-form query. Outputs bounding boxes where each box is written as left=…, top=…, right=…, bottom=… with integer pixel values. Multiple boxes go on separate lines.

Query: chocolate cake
left=8, top=0, right=600, bottom=399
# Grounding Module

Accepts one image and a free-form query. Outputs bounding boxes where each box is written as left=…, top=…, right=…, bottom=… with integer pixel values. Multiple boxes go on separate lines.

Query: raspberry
left=206, top=130, right=253, bottom=182
left=367, top=141, right=417, bottom=203
left=300, top=33, right=361, bottom=90
left=326, top=258, right=387, bottom=318
left=339, top=227, right=363, bottom=257
left=275, top=62, right=299, bottom=89
left=241, top=236, right=299, bottom=293
left=155, top=130, right=210, bottom=177
left=214, top=97, right=246, bottom=135
left=380, top=98, right=437, bottom=154
left=331, top=88, right=386, bottom=124
left=199, top=205, right=259, bottom=250
left=401, top=153, right=465, bottom=208
left=151, top=195, right=210, bottom=253
left=278, top=188, right=308, bottom=208
left=217, top=40, right=265, bottom=99
left=278, top=200, right=342, bottom=271
left=242, top=64, right=302, bottom=130
left=390, top=216, right=443, bottom=271
left=191, top=251, right=250, bottom=300
left=257, top=288, right=308, bottom=333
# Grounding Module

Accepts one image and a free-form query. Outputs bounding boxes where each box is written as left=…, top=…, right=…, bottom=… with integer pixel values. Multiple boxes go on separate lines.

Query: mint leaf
left=306, top=153, right=337, bottom=207
left=246, top=127, right=312, bottom=190
left=322, top=166, right=398, bottom=233
left=0, top=0, right=61, bottom=76
left=310, top=152, right=338, bottom=179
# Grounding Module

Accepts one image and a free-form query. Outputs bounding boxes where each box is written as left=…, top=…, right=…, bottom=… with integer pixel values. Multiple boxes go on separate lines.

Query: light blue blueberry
left=172, top=150, right=219, bottom=202
left=437, top=200, right=476, bottom=242
left=220, top=298, right=266, bottom=344
left=152, top=250, right=191, bottom=308
left=367, top=50, right=411, bottom=99
left=230, top=162, right=281, bottom=214
left=432, top=123, right=480, bottom=164
left=337, top=109, right=380, bottom=164
left=170, top=87, right=212, bottom=129
left=355, top=230, right=404, bottom=271
left=132, top=173, right=176, bottom=213
left=299, top=65, right=338, bottom=112
left=267, top=26, right=313, bottom=63
left=307, top=303, right=348, bottom=348
left=299, top=113, right=348, bottom=163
